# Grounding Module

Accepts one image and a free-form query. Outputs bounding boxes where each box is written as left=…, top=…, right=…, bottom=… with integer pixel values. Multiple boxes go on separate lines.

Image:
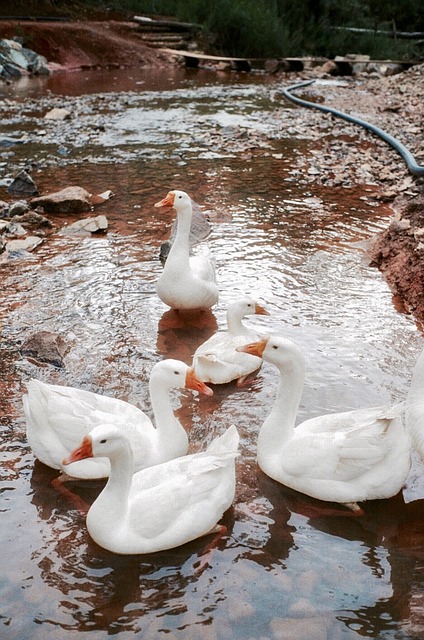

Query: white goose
left=63, top=423, right=239, bottom=554
left=155, top=190, right=219, bottom=310
left=405, top=345, right=424, bottom=460
left=239, top=336, right=411, bottom=513
left=23, top=359, right=212, bottom=480
left=193, top=297, right=270, bottom=385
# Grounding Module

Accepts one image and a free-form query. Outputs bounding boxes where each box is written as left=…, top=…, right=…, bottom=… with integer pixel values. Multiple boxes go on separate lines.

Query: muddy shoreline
left=1, top=17, right=423, bottom=326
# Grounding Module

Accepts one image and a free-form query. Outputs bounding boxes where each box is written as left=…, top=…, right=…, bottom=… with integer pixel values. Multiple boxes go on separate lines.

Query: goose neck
left=167, top=206, right=192, bottom=261
left=258, top=358, right=304, bottom=457
left=226, top=311, right=246, bottom=336
left=93, top=445, right=133, bottom=518
left=149, top=377, right=181, bottom=437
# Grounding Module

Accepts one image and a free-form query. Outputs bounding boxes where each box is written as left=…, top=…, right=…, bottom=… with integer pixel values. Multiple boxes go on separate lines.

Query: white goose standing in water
left=239, top=335, right=411, bottom=513
left=155, top=190, right=219, bottom=310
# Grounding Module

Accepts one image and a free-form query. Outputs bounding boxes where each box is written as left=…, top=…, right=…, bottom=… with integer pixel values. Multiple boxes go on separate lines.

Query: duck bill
left=62, top=435, right=93, bottom=466
left=237, top=336, right=269, bottom=358
left=255, top=303, right=270, bottom=316
left=185, top=367, right=214, bottom=396
left=154, top=191, right=175, bottom=208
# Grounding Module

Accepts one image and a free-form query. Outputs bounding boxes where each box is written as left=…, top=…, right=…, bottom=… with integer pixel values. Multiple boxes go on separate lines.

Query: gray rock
left=30, top=186, right=92, bottom=214
left=0, top=136, right=24, bottom=148
left=63, top=215, right=108, bottom=234
left=9, top=200, right=30, bottom=216
left=1, top=39, right=28, bottom=69
left=44, top=108, right=71, bottom=121
left=5, top=235, right=43, bottom=253
left=7, top=170, right=38, bottom=196
left=0, top=38, right=51, bottom=78
left=12, top=211, right=52, bottom=229
left=5, top=221, right=26, bottom=237
left=0, top=200, right=9, bottom=218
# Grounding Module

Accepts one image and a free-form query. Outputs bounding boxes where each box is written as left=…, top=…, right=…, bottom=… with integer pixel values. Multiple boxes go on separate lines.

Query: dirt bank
left=1, top=15, right=423, bottom=327
left=0, top=19, right=173, bottom=71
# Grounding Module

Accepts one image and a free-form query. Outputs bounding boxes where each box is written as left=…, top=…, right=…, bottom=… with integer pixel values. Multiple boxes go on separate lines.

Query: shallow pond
left=1, top=67, right=424, bottom=640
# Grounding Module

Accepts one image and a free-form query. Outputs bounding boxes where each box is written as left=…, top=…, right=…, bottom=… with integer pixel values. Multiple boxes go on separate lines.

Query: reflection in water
left=1, top=72, right=424, bottom=640
left=157, top=308, right=218, bottom=362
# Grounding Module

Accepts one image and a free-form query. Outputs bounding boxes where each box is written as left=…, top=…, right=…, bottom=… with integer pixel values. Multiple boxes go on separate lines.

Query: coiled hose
left=281, top=79, right=424, bottom=177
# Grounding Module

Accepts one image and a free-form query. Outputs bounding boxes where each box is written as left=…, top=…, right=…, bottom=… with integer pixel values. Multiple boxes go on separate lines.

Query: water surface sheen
left=1, top=69, right=424, bottom=640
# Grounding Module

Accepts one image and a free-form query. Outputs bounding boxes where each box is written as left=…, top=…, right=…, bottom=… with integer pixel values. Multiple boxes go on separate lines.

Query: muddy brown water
left=1, top=67, right=424, bottom=639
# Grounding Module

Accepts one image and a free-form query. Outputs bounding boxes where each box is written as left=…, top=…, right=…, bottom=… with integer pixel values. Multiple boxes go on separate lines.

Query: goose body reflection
left=23, top=360, right=212, bottom=480
left=239, top=335, right=411, bottom=513
left=193, top=297, right=270, bottom=385
left=155, top=190, right=219, bottom=310
left=63, top=424, right=239, bottom=554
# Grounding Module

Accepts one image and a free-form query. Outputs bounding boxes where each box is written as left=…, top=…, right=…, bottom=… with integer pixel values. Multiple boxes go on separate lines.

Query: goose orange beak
left=185, top=367, right=214, bottom=396
left=255, top=303, right=270, bottom=316
left=62, top=435, right=93, bottom=466
left=154, top=191, right=175, bottom=208
left=237, top=336, right=269, bottom=358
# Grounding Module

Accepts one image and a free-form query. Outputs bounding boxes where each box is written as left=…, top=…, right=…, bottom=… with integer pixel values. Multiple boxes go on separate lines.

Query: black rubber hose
left=281, top=79, right=424, bottom=177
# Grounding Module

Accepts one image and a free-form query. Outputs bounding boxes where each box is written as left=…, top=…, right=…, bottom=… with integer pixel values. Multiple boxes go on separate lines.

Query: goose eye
left=174, top=370, right=180, bottom=375
left=272, top=345, right=278, bottom=350
left=100, top=439, right=107, bottom=444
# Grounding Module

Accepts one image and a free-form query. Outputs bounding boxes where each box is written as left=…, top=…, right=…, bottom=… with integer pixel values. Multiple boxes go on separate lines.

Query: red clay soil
left=370, top=196, right=424, bottom=329
left=0, top=17, right=173, bottom=71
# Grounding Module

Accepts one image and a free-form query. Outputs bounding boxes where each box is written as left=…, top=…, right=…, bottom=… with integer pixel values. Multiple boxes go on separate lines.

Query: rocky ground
left=0, top=14, right=423, bottom=326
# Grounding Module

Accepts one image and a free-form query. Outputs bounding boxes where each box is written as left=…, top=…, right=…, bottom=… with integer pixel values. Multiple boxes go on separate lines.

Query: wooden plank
left=160, top=47, right=249, bottom=63
left=133, top=16, right=200, bottom=31
left=160, top=48, right=252, bottom=71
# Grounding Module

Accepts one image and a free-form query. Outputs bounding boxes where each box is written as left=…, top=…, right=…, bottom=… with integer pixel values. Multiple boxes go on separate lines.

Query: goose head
left=154, top=190, right=192, bottom=215
left=229, top=297, right=270, bottom=320
left=150, top=359, right=213, bottom=396
left=62, top=425, right=128, bottom=466
left=237, top=335, right=304, bottom=370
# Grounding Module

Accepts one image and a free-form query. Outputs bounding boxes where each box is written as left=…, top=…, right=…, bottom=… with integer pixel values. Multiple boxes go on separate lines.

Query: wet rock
left=4, top=221, right=26, bottom=237
left=5, top=235, right=43, bottom=254
left=7, top=170, right=38, bottom=197
left=0, top=200, right=9, bottom=217
left=30, top=186, right=92, bottom=214
left=62, top=214, right=108, bottom=234
left=370, top=62, right=404, bottom=77
left=21, top=331, right=69, bottom=368
left=264, top=58, right=291, bottom=74
left=13, top=211, right=53, bottom=230
left=319, top=60, right=339, bottom=76
left=0, top=38, right=50, bottom=78
left=44, top=107, right=71, bottom=121
left=9, top=200, right=30, bottom=216
left=0, top=136, right=24, bottom=148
